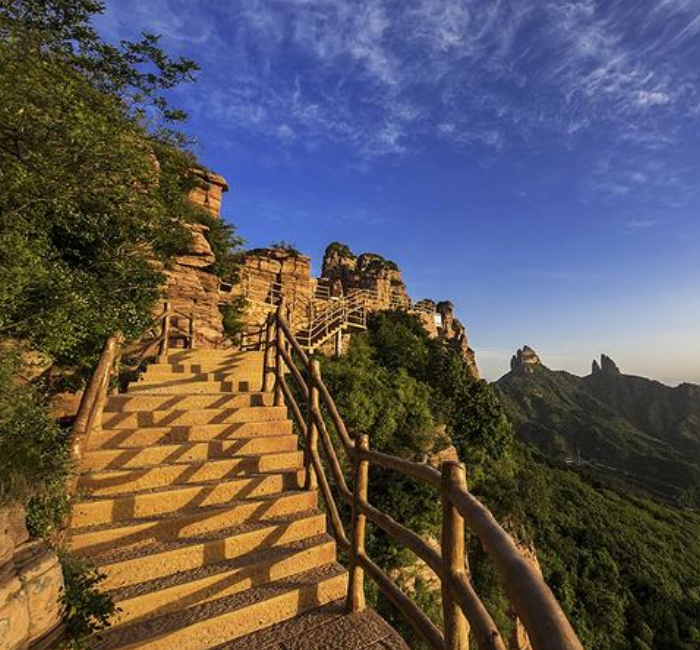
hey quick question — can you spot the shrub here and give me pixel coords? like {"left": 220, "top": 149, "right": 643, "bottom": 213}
{"left": 59, "top": 552, "right": 118, "bottom": 649}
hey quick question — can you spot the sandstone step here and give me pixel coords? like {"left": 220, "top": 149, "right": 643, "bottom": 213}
{"left": 95, "top": 564, "right": 348, "bottom": 650}
{"left": 156, "top": 351, "right": 264, "bottom": 364}
{"left": 81, "top": 436, "right": 299, "bottom": 471}
{"left": 138, "top": 370, "right": 266, "bottom": 384}
{"left": 104, "top": 393, "right": 274, "bottom": 412}
{"left": 79, "top": 451, "right": 304, "bottom": 495}
{"left": 128, "top": 380, "right": 261, "bottom": 394}
{"left": 212, "top": 601, "right": 410, "bottom": 650}
{"left": 152, "top": 361, "right": 267, "bottom": 374}
{"left": 90, "top": 511, "right": 328, "bottom": 590}
{"left": 102, "top": 405, "right": 288, "bottom": 429}
{"left": 70, "top": 490, "right": 318, "bottom": 554}
{"left": 110, "top": 535, "right": 337, "bottom": 626}
{"left": 72, "top": 471, "right": 305, "bottom": 527}
{"left": 87, "top": 420, "right": 294, "bottom": 450}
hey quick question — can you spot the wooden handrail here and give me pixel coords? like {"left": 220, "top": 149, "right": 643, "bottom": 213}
{"left": 265, "top": 307, "right": 584, "bottom": 650}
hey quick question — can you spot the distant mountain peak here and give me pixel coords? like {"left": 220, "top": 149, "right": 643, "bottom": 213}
{"left": 592, "top": 354, "right": 621, "bottom": 375}
{"left": 510, "top": 345, "right": 542, "bottom": 374}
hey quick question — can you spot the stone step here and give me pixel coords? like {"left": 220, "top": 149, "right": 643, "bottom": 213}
{"left": 156, "top": 351, "right": 264, "bottom": 364}
{"left": 104, "top": 393, "right": 274, "bottom": 412}
{"left": 79, "top": 451, "right": 304, "bottom": 495}
{"left": 128, "top": 380, "right": 261, "bottom": 394}
{"left": 102, "top": 405, "right": 288, "bottom": 429}
{"left": 138, "top": 370, "right": 265, "bottom": 384}
{"left": 72, "top": 471, "right": 305, "bottom": 527}
{"left": 110, "top": 535, "right": 337, "bottom": 626}
{"left": 151, "top": 362, "right": 266, "bottom": 374}
{"left": 95, "top": 564, "right": 348, "bottom": 650}
{"left": 87, "top": 421, "right": 294, "bottom": 450}
{"left": 70, "top": 490, "right": 318, "bottom": 555}
{"left": 81, "top": 436, "right": 299, "bottom": 471}
{"left": 90, "top": 511, "right": 328, "bottom": 590}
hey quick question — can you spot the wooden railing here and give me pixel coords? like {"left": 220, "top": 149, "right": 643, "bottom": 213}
{"left": 263, "top": 300, "right": 584, "bottom": 650}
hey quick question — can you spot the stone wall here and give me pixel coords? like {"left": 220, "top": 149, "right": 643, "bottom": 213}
{"left": 0, "top": 507, "right": 64, "bottom": 650}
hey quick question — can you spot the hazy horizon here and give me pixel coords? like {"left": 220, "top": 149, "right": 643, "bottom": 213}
{"left": 97, "top": 0, "right": 700, "bottom": 387}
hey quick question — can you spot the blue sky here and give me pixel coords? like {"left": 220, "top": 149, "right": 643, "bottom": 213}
{"left": 97, "top": 0, "right": 700, "bottom": 384}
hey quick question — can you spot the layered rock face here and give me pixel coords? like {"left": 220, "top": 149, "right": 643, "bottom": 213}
{"left": 0, "top": 506, "right": 64, "bottom": 650}
{"left": 158, "top": 170, "right": 230, "bottom": 348}
{"left": 238, "top": 248, "right": 313, "bottom": 336}
{"left": 510, "top": 346, "right": 542, "bottom": 373}
{"left": 321, "top": 243, "right": 411, "bottom": 310}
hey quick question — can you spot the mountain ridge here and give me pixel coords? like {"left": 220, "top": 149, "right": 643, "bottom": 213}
{"left": 495, "top": 349, "right": 700, "bottom": 508}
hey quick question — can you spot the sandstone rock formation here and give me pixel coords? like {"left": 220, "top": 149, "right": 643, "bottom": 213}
{"left": 157, "top": 169, "right": 231, "bottom": 349}
{"left": 592, "top": 354, "right": 621, "bottom": 375}
{"left": 510, "top": 346, "right": 542, "bottom": 374}
{"left": 0, "top": 506, "right": 64, "bottom": 650}
{"left": 235, "top": 248, "right": 314, "bottom": 343}
{"left": 321, "top": 243, "right": 410, "bottom": 310}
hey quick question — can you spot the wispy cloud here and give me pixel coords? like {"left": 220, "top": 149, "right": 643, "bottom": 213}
{"left": 99, "top": 0, "right": 700, "bottom": 167}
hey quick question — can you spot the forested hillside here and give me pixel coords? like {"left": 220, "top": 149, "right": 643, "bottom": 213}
{"left": 323, "top": 322, "right": 700, "bottom": 649}
{"left": 496, "top": 353, "right": 700, "bottom": 507}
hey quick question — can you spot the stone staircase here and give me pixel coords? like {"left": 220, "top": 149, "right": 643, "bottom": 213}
{"left": 68, "top": 349, "right": 350, "bottom": 650}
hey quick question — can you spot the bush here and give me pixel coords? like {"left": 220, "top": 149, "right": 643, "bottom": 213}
{"left": 0, "top": 350, "right": 71, "bottom": 521}
{"left": 59, "top": 552, "right": 118, "bottom": 650}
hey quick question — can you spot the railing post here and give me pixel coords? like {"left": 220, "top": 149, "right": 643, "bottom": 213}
{"left": 274, "top": 298, "right": 286, "bottom": 406}
{"left": 161, "top": 301, "right": 170, "bottom": 356}
{"left": 262, "top": 313, "right": 274, "bottom": 392}
{"left": 189, "top": 312, "right": 196, "bottom": 349}
{"left": 347, "top": 433, "right": 369, "bottom": 613}
{"left": 305, "top": 359, "right": 320, "bottom": 491}
{"left": 441, "top": 461, "right": 470, "bottom": 650}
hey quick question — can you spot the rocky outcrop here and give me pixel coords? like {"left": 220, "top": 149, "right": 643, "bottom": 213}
{"left": 188, "top": 169, "right": 228, "bottom": 217}
{"left": 321, "top": 243, "right": 410, "bottom": 310}
{"left": 158, "top": 170, "right": 231, "bottom": 349}
{"left": 436, "top": 302, "right": 479, "bottom": 379}
{"left": 237, "top": 248, "right": 313, "bottom": 339}
{"left": 160, "top": 222, "right": 228, "bottom": 349}
{"left": 510, "top": 346, "right": 542, "bottom": 374}
{"left": 320, "top": 244, "right": 479, "bottom": 377}
{"left": 592, "top": 354, "right": 621, "bottom": 375}
{"left": 0, "top": 506, "right": 64, "bottom": 650}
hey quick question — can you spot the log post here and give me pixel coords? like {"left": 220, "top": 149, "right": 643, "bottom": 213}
{"left": 305, "top": 359, "right": 320, "bottom": 491}
{"left": 274, "top": 298, "right": 286, "bottom": 407}
{"left": 262, "top": 313, "right": 274, "bottom": 392}
{"left": 161, "top": 301, "right": 171, "bottom": 356}
{"left": 441, "top": 461, "right": 470, "bottom": 650}
{"left": 347, "top": 433, "right": 369, "bottom": 613}
{"left": 189, "top": 312, "right": 196, "bottom": 349}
